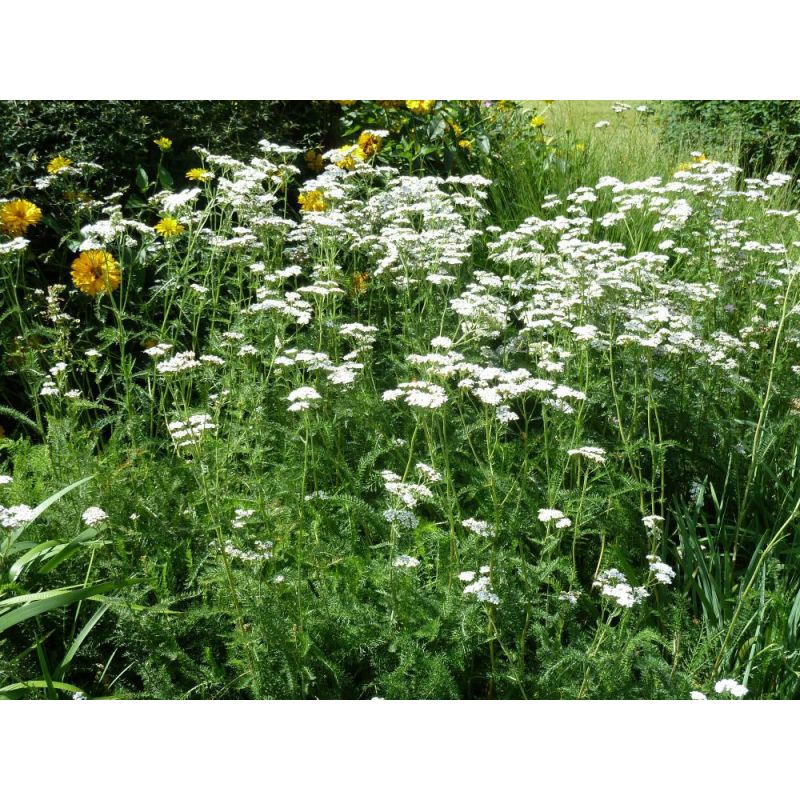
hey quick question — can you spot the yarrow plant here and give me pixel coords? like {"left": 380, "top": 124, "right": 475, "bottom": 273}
{"left": 2, "top": 101, "right": 799, "bottom": 700}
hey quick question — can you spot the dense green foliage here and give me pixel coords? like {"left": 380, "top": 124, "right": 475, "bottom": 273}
{"left": 662, "top": 100, "right": 800, "bottom": 175}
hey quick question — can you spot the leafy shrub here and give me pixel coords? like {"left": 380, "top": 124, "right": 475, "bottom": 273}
{"left": 661, "top": 100, "right": 800, "bottom": 174}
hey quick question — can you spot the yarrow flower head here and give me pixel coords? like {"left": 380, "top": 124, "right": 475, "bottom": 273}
{"left": 82, "top": 506, "right": 108, "bottom": 527}
{"left": 593, "top": 568, "right": 650, "bottom": 608}
{"left": 462, "top": 517, "right": 495, "bottom": 537}
{"left": 393, "top": 554, "right": 420, "bottom": 568}
{"left": 461, "top": 565, "right": 499, "bottom": 605}
{"left": 287, "top": 386, "right": 322, "bottom": 412}
{"left": 70, "top": 250, "right": 121, "bottom": 297}
{"left": 714, "top": 678, "right": 748, "bottom": 698}
{"left": 567, "top": 446, "right": 607, "bottom": 465}
{"left": 1, "top": 199, "right": 42, "bottom": 237}
{"left": 168, "top": 413, "right": 216, "bottom": 448}
{"left": 647, "top": 554, "right": 676, "bottom": 585}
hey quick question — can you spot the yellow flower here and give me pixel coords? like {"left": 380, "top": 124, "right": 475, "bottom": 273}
{"left": 543, "top": 100, "right": 556, "bottom": 106}
{"left": 154, "top": 217, "right": 185, "bottom": 238}
{"left": 458, "top": 139, "right": 473, "bottom": 151}
{"left": 305, "top": 149, "right": 324, "bottom": 172}
{"left": 336, "top": 100, "right": 357, "bottom": 106}
{"left": 298, "top": 189, "right": 326, "bottom": 213}
{"left": 70, "top": 250, "right": 121, "bottom": 297}
{"left": 497, "top": 100, "right": 515, "bottom": 111}
{"left": 351, "top": 271, "right": 369, "bottom": 296}
{"left": 530, "top": 115, "right": 546, "bottom": 129}
{"left": 186, "top": 168, "right": 213, "bottom": 182}
{"left": 406, "top": 100, "right": 435, "bottom": 115}
{"left": 575, "top": 142, "right": 586, "bottom": 152}
{"left": 336, "top": 145, "right": 366, "bottom": 170}
{"left": 0, "top": 199, "right": 42, "bottom": 237}
{"left": 692, "top": 152, "right": 708, "bottom": 163}
{"left": 677, "top": 162, "right": 693, "bottom": 172}
{"left": 154, "top": 137, "right": 173, "bottom": 152}
{"left": 357, "top": 131, "right": 384, "bottom": 157}
{"left": 47, "top": 156, "right": 73, "bottom": 174}
{"left": 449, "top": 120, "right": 463, "bottom": 138}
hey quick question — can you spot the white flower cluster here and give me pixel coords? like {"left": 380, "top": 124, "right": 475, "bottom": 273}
{"left": 168, "top": 413, "right": 216, "bottom": 448}
{"left": 642, "top": 514, "right": 665, "bottom": 531}
{"left": 221, "top": 539, "right": 273, "bottom": 563}
{"left": 0, "top": 504, "right": 35, "bottom": 529}
{"left": 393, "top": 554, "right": 420, "bottom": 568}
{"left": 156, "top": 350, "right": 202, "bottom": 375}
{"left": 593, "top": 568, "right": 650, "bottom": 608}
{"left": 714, "top": 678, "right": 748, "bottom": 698}
{"left": 232, "top": 508, "right": 255, "bottom": 529}
{"left": 647, "top": 555, "right": 676, "bottom": 585}
{"left": 382, "top": 381, "right": 448, "bottom": 410}
{"left": 81, "top": 506, "right": 108, "bottom": 527}
{"left": 462, "top": 517, "right": 495, "bottom": 537}
{"left": 287, "top": 386, "right": 321, "bottom": 412}
{"left": 381, "top": 470, "right": 434, "bottom": 509}
{"left": 567, "top": 446, "right": 607, "bottom": 465}
{"left": 537, "top": 508, "right": 572, "bottom": 528}
{"left": 460, "top": 566, "right": 499, "bottom": 605}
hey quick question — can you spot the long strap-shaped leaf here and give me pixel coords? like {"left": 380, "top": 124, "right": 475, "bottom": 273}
{"left": 0, "top": 579, "right": 134, "bottom": 635}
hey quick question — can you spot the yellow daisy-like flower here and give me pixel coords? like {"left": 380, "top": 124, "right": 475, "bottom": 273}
{"left": 458, "top": 139, "right": 473, "bottom": 151}
{"left": 298, "top": 189, "right": 327, "bottom": 213}
{"left": 70, "top": 250, "right": 121, "bottom": 297}
{"left": 154, "top": 217, "right": 185, "bottom": 238}
{"left": 186, "top": 168, "right": 213, "bottom": 182}
{"left": 575, "top": 142, "right": 586, "bottom": 152}
{"left": 154, "top": 137, "right": 173, "bottom": 152}
{"left": 406, "top": 100, "right": 435, "bottom": 115}
{"left": 305, "top": 149, "right": 324, "bottom": 172}
{"left": 530, "top": 115, "right": 546, "bottom": 129}
{"left": 692, "top": 152, "right": 708, "bottom": 163}
{"left": 357, "top": 131, "right": 383, "bottom": 157}
{"left": 336, "top": 145, "right": 366, "bottom": 170}
{"left": 351, "top": 271, "right": 369, "bottom": 296}
{"left": 47, "top": 156, "right": 73, "bottom": 175}
{"left": 0, "top": 199, "right": 43, "bottom": 237}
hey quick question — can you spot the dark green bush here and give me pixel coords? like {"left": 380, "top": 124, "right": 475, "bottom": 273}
{"left": 661, "top": 100, "right": 800, "bottom": 174}
{"left": 0, "top": 100, "right": 340, "bottom": 196}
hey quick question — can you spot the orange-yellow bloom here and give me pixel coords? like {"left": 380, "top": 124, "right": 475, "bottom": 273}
{"left": 186, "top": 168, "right": 213, "bottom": 182}
{"left": 298, "top": 190, "right": 326, "bottom": 213}
{"left": 0, "top": 199, "right": 42, "bottom": 237}
{"left": 47, "top": 156, "right": 74, "bottom": 174}
{"left": 70, "top": 250, "right": 121, "bottom": 297}
{"left": 154, "top": 217, "right": 185, "bottom": 237}
{"left": 357, "top": 131, "right": 384, "bottom": 157}
{"left": 406, "top": 100, "right": 435, "bottom": 115}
